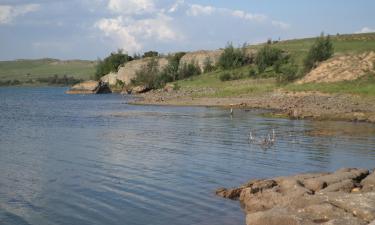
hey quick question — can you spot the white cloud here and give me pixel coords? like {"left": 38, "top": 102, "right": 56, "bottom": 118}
{"left": 186, "top": 4, "right": 215, "bottom": 16}
{"left": 231, "top": 10, "right": 267, "bottom": 22}
{"left": 95, "top": 14, "right": 180, "bottom": 53}
{"left": 271, "top": 20, "right": 291, "bottom": 30}
{"left": 356, "top": 27, "right": 375, "bottom": 34}
{"left": 168, "top": 0, "right": 184, "bottom": 13}
{"left": 107, "top": 0, "right": 155, "bottom": 15}
{"left": 0, "top": 4, "right": 39, "bottom": 24}
{"left": 96, "top": 17, "right": 142, "bottom": 53}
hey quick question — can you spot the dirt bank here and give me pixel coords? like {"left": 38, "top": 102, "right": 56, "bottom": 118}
{"left": 130, "top": 89, "right": 375, "bottom": 123}
{"left": 216, "top": 168, "right": 375, "bottom": 225}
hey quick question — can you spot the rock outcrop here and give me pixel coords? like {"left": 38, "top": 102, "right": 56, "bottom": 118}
{"left": 105, "top": 57, "right": 168, "bottom": 85}
{"left": 66, "top": 80, "right": 111, "bottom": 94}
{"left": 179, "top": 50, "right": 223, "bottom": 72}
{"left": 297, "top": 52, "right": 375, "bottom": 84}
{"left": 216, "top": 168, "right": 375, "bottom": 225}
{"left": 179, "top": 48, "right": 257, "bottom": 72}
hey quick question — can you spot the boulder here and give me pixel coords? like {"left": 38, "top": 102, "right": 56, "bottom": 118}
{"left": 361, "top": 170, "right": 375, "bottom": 191}
{"left": 216, "top": 168, "right": 375, "bottom": 225}
{"left": 66, "top": 80, "right": 111, "bottom": 94}
{"left": 116, "top": 57, "right": 168, "bottom": 85}
{"left": 131, "top": 85, "right": 150, "bottom": 94}
{"left": 100, "top": 72, "right": 118, "bottom": 86}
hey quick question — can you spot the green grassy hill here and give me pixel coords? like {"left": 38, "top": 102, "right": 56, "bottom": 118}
{"left": 175, "top": 32, "right": 375, "bottom": 97}
{"left": 0, "top": 58, "right": 96, "bottom": 86}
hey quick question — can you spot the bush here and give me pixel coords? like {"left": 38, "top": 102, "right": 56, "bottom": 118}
{"left": 219, "top": 72, "right": 232, "bottom": 81}
{"left": 131, "top": 58, "right": 161, "bottom": 89}
{"left": 219, "top": 71, "right": 246, "bottom": 81}
{"left": 142, "top": 51, "right": 159, "bottom": 58}
{"left": 95, "top": 49, "right": 133, "bottom": 80}
{"left": 255, "top": 45, "right": 284, "bottom": 73}
{"left": 303, "top": 33, "right": 334, "bottom": 72}
{"left": 276, "top": 63, "right": 300, "bottom": 84}
{"left": 248, "top": 67, "right": 257, "bottom": 77}
{"left": 159, "top": 52, "right": 186, "bottom": 82}
{"left": 203, "top": 57, "right": 215, "bottom": 73}
{"left": 178, "top": 62, "right": 201, "bottom": 79}
{"left": 217, "top": 43, "right": 247, "bottom": 70}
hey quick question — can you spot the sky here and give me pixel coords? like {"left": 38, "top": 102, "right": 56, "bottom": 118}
{"left": 0, "top": 0, "right": 374, "bottom": 60}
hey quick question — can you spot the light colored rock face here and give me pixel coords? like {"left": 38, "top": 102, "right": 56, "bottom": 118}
{"left": 116, "top": 57, "right": 168, "bottom": 85}
{"left": 179, "top": 50, "right": 223, "bottom": 72}
{"left": 100, "top": 72, "right": 118, "bottom": 86}
{"left": 66, "top": 80, "right": 111, "bottom": 94}
{"left": 297, "top": 51, "right": 375, "bottom": 84}
{"left": 216, "top": 168, "right": 375, "bottom": 225}
{"left": 68, "top": 80, "right": 99, "bottom": 94}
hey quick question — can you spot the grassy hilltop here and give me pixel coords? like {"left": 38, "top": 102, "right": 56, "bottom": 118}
{"left": 0, "top": 58, "right": 96, "bottom": 86}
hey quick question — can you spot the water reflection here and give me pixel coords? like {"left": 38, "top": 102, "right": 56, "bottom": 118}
{"left": 0, "top": 87, "right": 375, "bottom": 225}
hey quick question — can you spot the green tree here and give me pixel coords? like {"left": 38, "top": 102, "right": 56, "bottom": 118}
{"left": 303, "top": 33, "right": 334, "bottom": 72}
{"left": 255, "top": 45, "right": 284, "bottom": 73}
{"left": 95, "top": 49, "right": 133, "bottom": 80}
{"left": 217, "top": 43, "right": 247, "bottom": 70}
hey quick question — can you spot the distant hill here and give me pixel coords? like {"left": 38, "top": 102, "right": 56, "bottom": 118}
{"left": 0, "top": 58, "right": 96, "bottom": 86}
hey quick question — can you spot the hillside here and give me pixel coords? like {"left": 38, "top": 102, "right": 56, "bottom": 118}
{"left": 0, "top": 58, "right": 96, "bottom": 86}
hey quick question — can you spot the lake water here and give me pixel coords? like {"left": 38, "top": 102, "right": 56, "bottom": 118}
{"left": 1, "top": 87, "right": 375, "bottom": 225}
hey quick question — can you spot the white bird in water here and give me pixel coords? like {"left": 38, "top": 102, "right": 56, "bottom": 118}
{"left": 249, "top": 129, "right": 276, "bottom": 148}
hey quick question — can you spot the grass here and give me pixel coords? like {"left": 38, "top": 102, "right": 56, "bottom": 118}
{"left": 172, "top": 33, "right": 375, "bottom": 98}
{"left": 248, "top": 33, "right": 375, "bottom": 66}
{"left": 175, "top": 65, "right": 277, "bottom": 97}
{"left": 284, "top": 74, "right": 375, "bottom": 96}
{"left": 0, "top": 58, "right": 96, "bottom": 84}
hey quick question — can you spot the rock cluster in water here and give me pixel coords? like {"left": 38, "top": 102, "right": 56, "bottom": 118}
{"left": 216, "top": 168, "right": 375, "bottom": 225}
{"left": 66, "top": 80, "right": 111, "bottom": 94}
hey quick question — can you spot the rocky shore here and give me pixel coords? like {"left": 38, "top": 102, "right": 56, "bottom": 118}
{"left": 131, "top": 90, "right": 375, "bottom": 123}
{"left": 216, "top": 168, "right": 375, "bottom": 225}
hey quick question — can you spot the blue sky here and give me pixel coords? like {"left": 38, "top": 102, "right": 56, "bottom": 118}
{"left": 0, "top": 0, "right": 374, "bottom": 60}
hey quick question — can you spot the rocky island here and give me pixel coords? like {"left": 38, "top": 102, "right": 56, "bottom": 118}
{"left": 216, "top": 168, "right": 375, "bottom": 225}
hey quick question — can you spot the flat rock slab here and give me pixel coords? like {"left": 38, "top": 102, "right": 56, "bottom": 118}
{"left": 216, "top": 168, "right": 375, "bottom": 225}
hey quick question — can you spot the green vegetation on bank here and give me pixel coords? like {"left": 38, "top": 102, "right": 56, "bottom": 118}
{"left": 95, "top": 49, "right": 133, "bottom": 80}
{"left": 171, "top": 32, "right": 375, "bottom": 97}
{"left": 0, "top": 58, "right": 95, "bottom": 86}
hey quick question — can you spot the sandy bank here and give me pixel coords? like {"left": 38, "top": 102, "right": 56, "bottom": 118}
{"left": 130, "top": 90, "right": 375, "bottom": 123}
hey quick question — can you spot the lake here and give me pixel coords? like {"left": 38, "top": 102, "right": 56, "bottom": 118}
{"left": 1, "top": 87, "right": 375, "bottom": 225}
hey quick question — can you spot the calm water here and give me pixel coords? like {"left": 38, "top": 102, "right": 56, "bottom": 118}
{"left": 1, "top": 87, "right": 375, "bottom": 225}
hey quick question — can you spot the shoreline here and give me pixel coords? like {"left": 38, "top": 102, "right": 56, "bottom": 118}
{"left": 129, "top": 90, "right": 375, "bottom": 123}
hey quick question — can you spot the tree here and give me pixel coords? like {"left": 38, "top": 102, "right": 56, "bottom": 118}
{"left": 217, "top": 43, "right": 247, "bottom": 70}
{"left": 303, "top": 33, "right": 334, "bottom": 72}
{"left": 95, "top": 49, "right": 133, "bottom": 80}
{"left": 255, "top": 45, "right": 284, "bottom": 73}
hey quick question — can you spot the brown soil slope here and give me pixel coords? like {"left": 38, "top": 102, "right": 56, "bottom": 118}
{"left": 297, "top": 51, "right": 375, "bottom": 84}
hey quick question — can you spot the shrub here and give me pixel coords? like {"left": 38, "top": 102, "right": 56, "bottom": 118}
{"left": 159, "top": 52, "right": 186, "bottom": 82}
{"left": 142, "top": 51, "right": 159, "bottom": 58}
{"left": 173, "top": 83, "right": 180, "bottom": 91}
{"left": 178, "top": 62, "right": 201, "bottom": 79}
{"left": 203, "top": 57, "right": 215, "bottom": 73}
{"left": 95, "top": 49, "right": 133, "bottom": 80}
{"left": 255, "top": 45, "right": 284, "bottom": 73}
{"left": 219, "top": 72, "right": 232, "bottom": 81}
{"left": 131, "top": 58, "right": 161, "bottom": 89}
{"left": 217, "top": 43, "right": 247, "bottom": 70}
{"left": 248, "top": 67, "right": 257, "bottom": 77}
{"left": 219, "top": 71, "right": 246, "bottom": 81}
{"left": 303, "top": 33, "right": 334, "bottom": 72}
{"left": 276, "top": 63, "right": 300, "bottom": 84}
